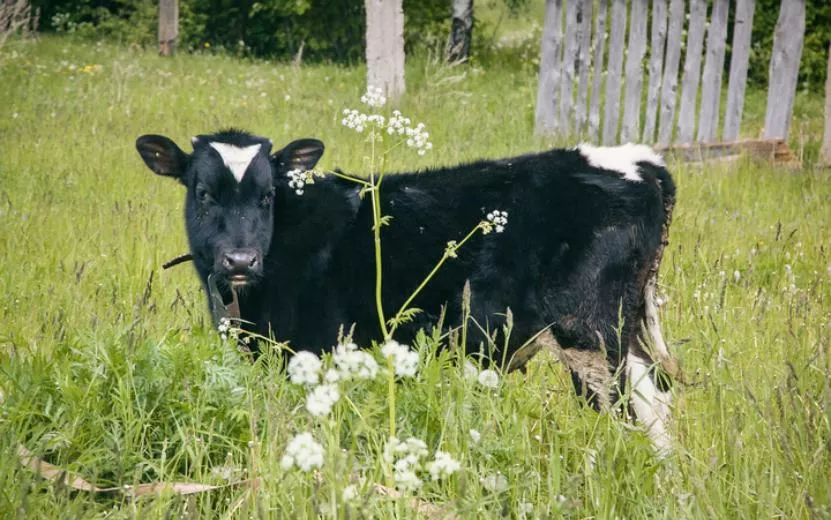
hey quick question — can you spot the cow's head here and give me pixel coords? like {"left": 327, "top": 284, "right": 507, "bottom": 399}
{"left": 136, "top": 130, "right": 324, "bottom": 288}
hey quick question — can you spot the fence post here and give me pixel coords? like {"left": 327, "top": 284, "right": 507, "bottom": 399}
{"left": 697, "top": 0, "right": 729, "bottom": 142}
{"left": 676, "top": 0, "right": 706, "bottom": 144}
{"left": 535, "top": 0, "right": 564, "bottom": 135}
{"left": 588, "top": 0, "right": 608, "bottom": 142}
{"left": 822, "top": 42, "right": 831, "bottom": 165}
{"left": 643, "top": 0, "right": 668, "bottom": 143}
{"left": 560, "top": 0, "right": 581, "bottom": 137}
{"left": 657, "top": 0, "right": 685, "bottom": 146}
{"left": 603, "top": 0, "right": 627, "bottom": 145}
{"left": 621, "top": 0, "right": 648, "bottom": 143}
{"left": 763, "top": 0, "right": 805, "bottom": 140}
{"left": 574, "top": 0, "right": 593, "bottom": 136}
{"left": 723, "top": 0, "right": 755, "bottom": 141}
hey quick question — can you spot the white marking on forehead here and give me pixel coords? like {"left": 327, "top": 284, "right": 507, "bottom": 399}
{"left": 576, "top": 143, "right": 665, "bottom": 182}
{"left": 208, "top": 142, "right": 262, "bottom": 182}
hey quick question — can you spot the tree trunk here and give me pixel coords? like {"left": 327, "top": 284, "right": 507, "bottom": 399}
{"left": 158, "top": 0, "right": 178, "bottom": 57}
{"left": 365, "top": 0, "right": 406, "bottom": 99}
{"left": 446, "top": 0, "right": 474, "bottom": 63}
{"left": 822, "top": 42, "right": 831, "bottom": 165}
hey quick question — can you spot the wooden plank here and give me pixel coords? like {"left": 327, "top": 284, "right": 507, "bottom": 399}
{"left": 656, "top": 138, "right": 798, "bottom": 166}
{"left": 823, "top": 42, "right": 831, "bottom": 165}
{"left": 559, "top": 0, "right": 581, "bottom": 136}
{"left": 696, "top": 0, "right": 729, "bottom": 142}
{"left": 763, "top": 0, "right": 805, "bottom": 139}
{"left": 588, "top": 0, "right": 608, "bottom": 142}
{"left": 675, "top": 0, "right": 706, "bottom": 144}
{"left": 535, "top": 0, "right": 564, "bottom": 135}
{"left": 621, "top": 0, "right": 648, "bottom": 142}
{"left": 602, "top": 0, "right": 627, "bottom": 145}
{"left": 723, "top": 0, "right": 755, "bottom": 141}
{"left": 643, "top": 0, "right": 668, "bottom": 143}
{"left": 657, "top": 0, "right": 685, "bottom": 145}
{"left": 574, "top": 0, "right": 593, "bottom": 136}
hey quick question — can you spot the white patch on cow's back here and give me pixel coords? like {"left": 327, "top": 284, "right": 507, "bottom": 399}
{"left": 209, "top": 142, "right": 262, "bottom": 182}
{"left": 626, "top": 352, "right": 672, "bottom": 455}
{"left": 576, "top": 143, "right": 665, "bottom": 182}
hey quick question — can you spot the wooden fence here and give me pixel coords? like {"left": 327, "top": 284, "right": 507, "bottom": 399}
{"left": 535, "top": 0, "right": 806, "bottom": 152}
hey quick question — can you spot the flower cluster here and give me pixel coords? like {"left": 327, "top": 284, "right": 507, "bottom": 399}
{"left": 360, "top": 86, "right": 387, "bottom": 107}
{"left": 483, "top": 210, "right": 509, "bottom": 234}
{"left": 340, "top": 88, "right": 433, "bottom": 155}
{"left": 306, "top": 383, "right": 340, "bottom": 417}
{"left": 286, "top": 168, "right": 324, "bottom": 196}
{"left": 383, "top": 437, "right": 460, "bottom": 490}
{"left": 333, "top": 342, "right": 380, "bottom": 380}
{"left": 477, "top": 369, "right": 500, "bottom": 389}
{"left": 281, "top": 432, "right": 325, "bottom": 472}
{"left": 287, "top": 351, "right": 322, "bottom": 385}
{"left": 380, "top": 340, "right": 420, "bottom": 377}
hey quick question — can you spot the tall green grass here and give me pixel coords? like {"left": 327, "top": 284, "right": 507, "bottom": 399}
{"left": 0, "top": 37, "right": 829, "bottom": 518}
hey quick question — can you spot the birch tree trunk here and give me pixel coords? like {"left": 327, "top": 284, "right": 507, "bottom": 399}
{"left": 158, "top": 0, "right": 178, "bottom": 57}
{"left": 535, "top": 0, "right": 564, "bottom": 135}
{"left": 446, "top": 0, "right": 474, "bottom": 63}
{"left": 763, "top": 0, "right": 805, "bottom": 140}
{"left": 822, "top": 42, "right": 831, "bottom": 165}
{"left": 365, "top": 0, "right": 406, "bottom": 99}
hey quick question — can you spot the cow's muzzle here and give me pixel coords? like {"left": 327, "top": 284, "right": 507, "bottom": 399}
{"left": 217, "top": 248, "right": 262, "bottom": 285}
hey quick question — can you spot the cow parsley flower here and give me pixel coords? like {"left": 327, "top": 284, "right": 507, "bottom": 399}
{"left": 281, "top": 432, "right": 325, "bottom": 472}
{"left": 480, "top": 472, "right": 509, "bottom": 493}
{"left": 323, "top": 368, "right": 341, "bottom": 383}
{"left": 287, "top": 168, "right": 308, "bottom": 195}
{"left": 333, "top": 342, "right": 379, "bottom": 380}
{"left": 342, "top": 108, "right": 369, "bottom": 133}
{"left": 478, "top": 369, "right": 500, "bottom": 389}
{"left": 381, "top": 340, "right": 420, "bottom": 377}
{"left": 361, "top": 86, "right": 387, "bottom": 108}
{"left": 305, "top": 383, "right": 340, "bottom": 417}
{"left": 342, "top": 484, "right": 359, "bottom": 502}
{"left": 426, "top": 451, "right": 461, "bottom": 480}
{"left": 463, "top": 360, "right": 479, "bottom": 381}
{"left": 287, "top": 351, "right": 322, "bottom": 385}
{"left": 469, "top": 429, "right": 481, "bottom": 444}
{"left": 484, "top": 210, "right": 509, "bottom": 234}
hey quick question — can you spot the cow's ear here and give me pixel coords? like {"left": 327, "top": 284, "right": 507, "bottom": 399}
{"left": 136, "top": 135, "right": 189, "bottom": 182}
{"left": 272, "top": 139, "right": 325, "bottom": 173}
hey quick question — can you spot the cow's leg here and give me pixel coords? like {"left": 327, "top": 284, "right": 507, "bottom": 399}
{"left": 626, "top": 272, "right": 673, "bottom": 454}
{"left": 536, "top": 330, "right": 615, "bottom": 410}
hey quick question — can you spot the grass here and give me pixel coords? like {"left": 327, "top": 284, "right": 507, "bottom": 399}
{"left": 0, "top": 35, "right": 829, "bottom": 518}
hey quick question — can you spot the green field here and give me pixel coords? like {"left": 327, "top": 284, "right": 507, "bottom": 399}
{"left": 1, "top": 36, "right": 829, "bottom": 518}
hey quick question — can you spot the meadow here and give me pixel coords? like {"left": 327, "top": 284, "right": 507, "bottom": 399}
{"left": 0, "top": 34, "right": 829, "bottom": 518}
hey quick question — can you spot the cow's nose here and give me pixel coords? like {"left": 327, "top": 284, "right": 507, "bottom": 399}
{"left": 221, "top": 249, "right": 260, "bottom": 276}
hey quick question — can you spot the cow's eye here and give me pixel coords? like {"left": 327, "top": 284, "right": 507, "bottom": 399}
{"left": 259, "top": 188, "right": 275, "bottom": 208}
{"left": 196, "top": 185, "right": 214, "bottom": 205}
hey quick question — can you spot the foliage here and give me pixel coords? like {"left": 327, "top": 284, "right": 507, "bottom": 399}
{"left": 0, "top": 36, "right": 830, "bottom": 517}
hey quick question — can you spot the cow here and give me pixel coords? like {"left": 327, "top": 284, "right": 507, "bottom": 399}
{"left": 136, "top": 130, "right": 678, "bottom": 452}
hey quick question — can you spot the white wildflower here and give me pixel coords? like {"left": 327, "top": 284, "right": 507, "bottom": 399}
{"left": 287, "top": 351, "right": 322, "bottom": 385}
{"left": 360, "top": 86, "right": 386, "bottom": 107}
{"left": 477, "top": 369, "right": 500, "bottom": 389}
{"left": 518, "top": 502, "right": 535, "bottom": 517}
{"left": 480, "top": 472, "right": 508, "bottom": 493}
{"left": 287, "top": 168, "right": 308, "bottom": 196}
{"left": 342, "top": 484, "right": 359, "bottom": 502}
{"left": 469, "top": 429, "right": 481, "bottom": 444}
{"left": 323, "top": 368, "right": 341, "bottom": 383}
{"left": 333, "top": 342, "right": 379, "bottom": 380}
{"left": 305, "top": 384, "right": 340, "bottom": 417}
{"left": 427, "top": 451, "right": 461, "bottom": 480}
{"left": 281, "top": 432, "right": 325, "bottom": 472}
{"left": 484, "top": 210, "right": 509, "bottom": 234}
{"left": 381, "top": 340, "right": 420, "bottom": 377}
{"left": 733, "top": 270, "right": 741, "bottom": 282}
{"left": 463, "top": 360, "right": 479, "bottom": 381}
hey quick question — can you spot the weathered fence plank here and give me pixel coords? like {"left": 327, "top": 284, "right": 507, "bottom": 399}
{"left": 657, "top": 0, "right": 685, "bottom": 145}
{"left": 822, "top": 42, "right": 831, "bottom": 165}
{"left": 559, "top": 0, "right": 580, "bottom": 137}
{"left": 588, "top": 0, "right": 608, "bottom": 142}
{"left": 621, "top": 0, "right": 648, "bottom": 142}
{"left": 535, "top": 0, "right": 564, "bottom": 135}
{"left": 676, "top": 0, "right": 706, "bottom": 144}
{"left": 723, "top": 0, "right": 755, "bottom": 141}
{"left": 643, "top": 0, "right": 667, "bottom": 143}
{"left": 697, "top": 0, "right": 729, "bottom": 142}
{"left": 763, "top": 0, "right": 805, "bottom": 139}
{"left": 603, "top": 0, "right": 627, "bottom": 145}
{"left": 574, "top": 0, "right": 593, "bottom": 136}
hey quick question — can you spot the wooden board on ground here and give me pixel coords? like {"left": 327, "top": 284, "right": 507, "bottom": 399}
{"left": 656, "top": 139, "right": 799, "bottom": 167}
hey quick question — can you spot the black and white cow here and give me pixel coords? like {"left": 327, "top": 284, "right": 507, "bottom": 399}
{"left": 136, "top": 130, "right": 677, "bottom": 451}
